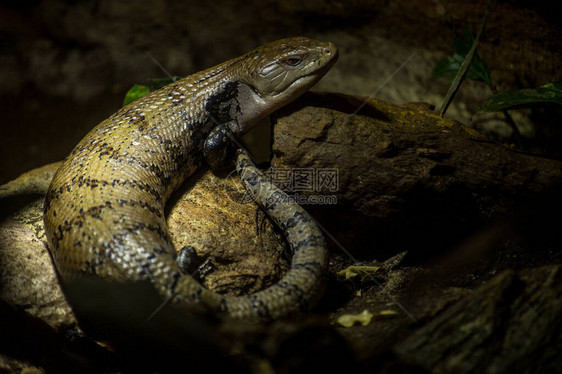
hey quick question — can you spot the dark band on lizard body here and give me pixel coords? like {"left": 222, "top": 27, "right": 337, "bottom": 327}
{"left": 43, "top": 37, "right": 337, "bottom": 320}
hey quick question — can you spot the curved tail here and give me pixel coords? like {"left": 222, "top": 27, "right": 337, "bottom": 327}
{"left": 173, "top": 150, "right": 328, "bottom": 320}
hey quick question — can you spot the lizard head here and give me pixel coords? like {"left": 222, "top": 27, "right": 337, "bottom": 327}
{"left": 236, "top": 37, "right": 338, "bottom": 128}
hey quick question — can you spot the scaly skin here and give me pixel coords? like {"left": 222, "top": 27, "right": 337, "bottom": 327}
{"left": 43, "top": 37, "right": 337, "bottom": 320}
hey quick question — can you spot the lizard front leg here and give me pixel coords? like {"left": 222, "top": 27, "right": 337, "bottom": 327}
{"left": 203, "top": 122, "right": 239, "bottom": 171}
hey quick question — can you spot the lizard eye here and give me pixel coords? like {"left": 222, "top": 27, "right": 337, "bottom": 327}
{"left": 283, "top": 56, "right": 303, "bottom": 66}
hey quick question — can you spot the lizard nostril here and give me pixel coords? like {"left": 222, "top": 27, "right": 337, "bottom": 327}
{"left": 324, "top": 47, "right": 332, "bottom": 55}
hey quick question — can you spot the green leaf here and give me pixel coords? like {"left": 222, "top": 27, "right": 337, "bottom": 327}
{"left": 338, "top": 265, "right": 380, "bottom": 281}
{"left": 148, "top": 76, "right": 182, "bottom": 90}
{"left": 123, "top": 84, "right": 150, "bottom": 106}
{"left": 478, "top": 81, "right": 562, "bottom": 112}
{"left": 334, "top": 309, "right": 397, "bottom": 328}
{"left": 433, "top": 28, "right": 492, "bottom": 87}
{"left": 335, "top": 309, "right": 374, "bottom": 327}
{"left": 122, "top": 76, "right": 182, "bottom": 106}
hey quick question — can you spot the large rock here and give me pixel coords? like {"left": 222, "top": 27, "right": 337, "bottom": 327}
{"left": 1, "top": 93, "right": 561, "bottom": 372}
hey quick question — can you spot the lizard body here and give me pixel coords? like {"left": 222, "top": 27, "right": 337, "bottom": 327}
{"left": 43, "top": 37, "right": 337, "bottom": 320}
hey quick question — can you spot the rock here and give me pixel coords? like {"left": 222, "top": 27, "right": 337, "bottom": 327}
{"left": 1, "top": 93, "right": 561, "bottom": 372}
{"left": 394, "top": 266, "right": 562, "bottom": 374}
{"left": 0, "top": 197, "right": 74, "bottom": 330}
{"left": 271, "top": 92, "right": 562, "bottom": 259}
{"left": 167, "top": 168, "right": 288, "bottom": 296}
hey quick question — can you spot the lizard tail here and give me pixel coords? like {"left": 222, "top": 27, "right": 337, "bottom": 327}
{"left": 173, "top": 150, "right": 328, "bottom": 320}
{"left": 226, "top": 150, "right": 328, "bottom": 319}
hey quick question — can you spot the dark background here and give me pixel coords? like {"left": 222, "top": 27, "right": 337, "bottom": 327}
{"left": 1, "top": 0, "right": 560, "bottom": 184}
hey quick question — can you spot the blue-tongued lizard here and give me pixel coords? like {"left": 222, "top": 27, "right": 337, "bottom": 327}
{"left": 43, "top": 37, "right": 337, "bottom": 320}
